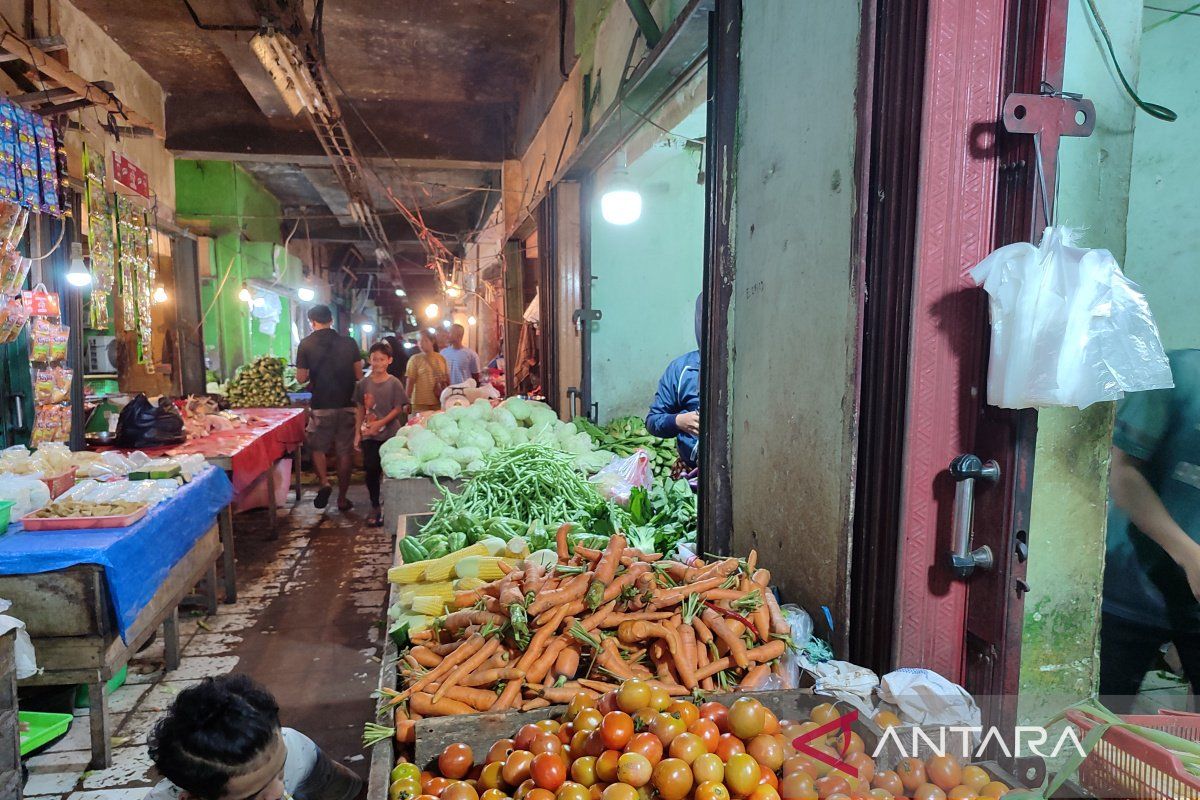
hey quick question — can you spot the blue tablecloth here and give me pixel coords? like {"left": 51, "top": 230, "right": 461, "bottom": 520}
{"left": 0, "top": 466, "right": 233, "bottom": 640}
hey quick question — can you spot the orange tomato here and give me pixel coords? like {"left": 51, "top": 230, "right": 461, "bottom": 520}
{"left": 725, "top": 753, "right": 762, "bottom": 798}
{"left": 531, "top": 754, "right": 567, "bottom": 792}
{"left": 871, "top": 771, "right": 903, "bottom": 796}
{"left": 531, "top": 733, "right": 564, "bottom": 757}
{"left": 759, "top": 769, "right": 779, "bottom": 790}
{"left": 947, "top": 787, "right": 978, "bottom": 800}
{"left": 601, "top": 784, "right": 638, "bottom": 800}
{"left": 570, "top": 757, "right": 598, "bottom": 787}
{"left": 779, "top": 772, "right": 815, "bottom": 800}
{"left": 762, "top": 708, "right": 781, "bottom": 736}
{"left": 926, "top": 756, "right": 962, "bottom": 792}
{"left": 516, "top": 725, "right": 543, "bottom": 751}
{"left": 896, "top": 759, "right": 926, "bottom": 793}
{"left": 502, "top": 752, "right": 535, "bottom": 787}
{"left": 647, "top": 686, "right": 672, "bottom": 712}
{"left": 812, "top": 775, "right": 849, "bottom": 799}
{"left": 575, "top": 710, "right": 603, "bottom": 733}
{"left": 842, "top": 753, "right": 874, "bottom": 786}
{"left": 440, "top": 744, "right": 475, "bottom": 781}
{"left": 595, "top": 750, "right": 620, "bottom": 784}
{"left": 600, "top": 712, "right": 635, "bottom": 750}
{"left": 872, "top": 711, "right": 901, "bottom": 729}
{"left": 616, "top": 752, "right": 653, "bottom": 787}
{"left": 598, "top": 691, "right": 619, "bottom": 716}
{"left": 649, "top": 713, "right": 687, "bottom": 746}
{"left": 426, "top": 778, "right": 452, "bottom": 797}
{"left": 978, "top": 782, "right": 1009, "bottom": 798}
{"left": 716, "top": 733, "right": 747, "bottom": 761}
{"left": 616, "top": 679, "right": 652, "bottom": 714}
{"left": 913, "top": 784, "right": 947, "bottom": 800}
{"left": 692, "top": 752, "right": 725, "bottom": 785}
{"left": 568, "top": 694, "right": 597, "bottom": 720}
{"left": 480, "top": 790, "right": 508, "bottom": 800}
{"left": 626, "top": 732, "right": 664, "bottom": 766}
{"left": 487, "top": 740, "right": 516, "bottom": 765}
{"left": 558, "top": 723, "right": 575, "bottom": 745}
{"left": 652, "top": 757, "right": 694, "bottom": 800}
{"left": 689, "top": 719, "right": 721, "bottom": 753}
{"left": 442, "top": 782, "right": 480, "bottom": 800}
{"left": 478, "top": 762, "right": 506, "bottom": 791}
{"left": 668, "top": 732, "right": 707, "bottom": 764}
{"left": 729, "top": 698, "right": 768, "bottom": 740}
{"left": 557, "top": 783, "right": 591, "bottom": 800}
{"left": 667, "top": 700, "right": 700, "bottom": 727}
{"left": 748, "top": 786, "right": 781, "bottom": 800}
{"left": 696, "top": 781, "right": 733, "bottom": 800}
{"left": 747, "top": 735, "right": 785, "bottom": 772}
{"left": 960, "top": 768, "right": 989, "bottom": 792}
{"left": 526, "top": 790, "right": 557, "bottom": 800}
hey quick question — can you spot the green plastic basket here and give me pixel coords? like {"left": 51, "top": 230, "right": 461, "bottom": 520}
{"left": 73, "top": 665, "right": 128, "bottom": 708}
{"left": 0, "top": 500, "right": 12, "bottom": 530}
{"left": 18, "top": 710, "right": 72, "bottom": 755}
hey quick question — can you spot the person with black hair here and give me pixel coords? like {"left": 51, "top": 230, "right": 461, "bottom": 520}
{"left": 147, "top": 675, "right": 361, "bottom": 800}
{"left": 354, "top": 341, "right": 409, "bottom": 527}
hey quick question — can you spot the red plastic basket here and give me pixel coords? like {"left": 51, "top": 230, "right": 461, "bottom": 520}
{"left": 1067, "top": 709, "right": 1200, "bottom": 799}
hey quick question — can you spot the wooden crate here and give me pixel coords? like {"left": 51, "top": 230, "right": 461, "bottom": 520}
{"left": 381, "top": 478, "right": 461, "bottom": 537}
{"left": 0, "top": 631, "right": 16, "bottom": 777}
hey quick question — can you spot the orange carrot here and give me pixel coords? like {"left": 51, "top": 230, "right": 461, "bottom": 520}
{"left": 696, "top": 640, "right": 787, "bottom": 680}
{"left": 491, "top": 676, "right": 525, "bottom": 711}
{"left": 677, "top": 622, "right": 699, "bottom": 689}
{"left": 695, "top": 633, "right": 715, "bottom": 691}
{"left": 410, "top": 692, "right": 476, "bottom": 717}
{"left": 554, "top": 642, "right": 582, "bottom": 680}
{"left": 649, "top": 575, "right": 731, "bottom": 609}
{"left": 603, "top": 611, "right": 674, "bottom": 627}
{"left": 581, "top": 600, "right": 617, "bottom": 632}
{"left": 617, "top": 620, "right": 682, "bottom": 653}
{"left": 425, "top": 682, "right": 498, "bottom": 711}
{"left": 751, "top": 570, "right": 773, "bottom": 643}
{"left": 537, "top": 685, "right": 594, "bottom": 703}
{"left": 527, "top": 573, "right": 590, "bottom": 617}
{"left": 578, "top": 678, "right": 620, "bottom": 693}
{"left": 522, "top": 697, "right": 551, "bottom": 711}
{"left": 461, "top": 667, "right": 525, "bottom": 688}
{"left": 526, "top": 637, "right": 571, "bottom": 684}
{"left": 392, "top": 633, "right": 485, "bottom": 703}
{"left": 516, "top": 604, "right": 570, "bottom": 671}
{"left": 537, "top": 600, "right": 585, "bottom": 626}
{"left": 394, "top": 706, "right": 416, "bottom": 743}
{"left": 453, "top": 590, "right": 482, "bottom": 608}
{"left": 739, "top": 664, "right": 772, "bottom": 689}
{"left": 597, "top": 637, "right": 636, "bottom": 680}
{"left": 702, "top": 608, "right": 749, "bottom": 669}
{"left": 433, "top": 636, "right": 501, "bottom": 701}
{"left": 585, "top": 534, "right": 627, "bottom": 609}
{"left": 442, "top": 609, "right": 506, "bottom": 635}
{"left": 556, "top": 523, "right": 573, "bottom": 561}
{"left": 409, "top": 646, "right": 442, "bottom": 668}
{"left": 601, "top": 563, "right": 650, "bottom": 604}
{"left": 761, "top": 580, "right": 790, "bottom": 635}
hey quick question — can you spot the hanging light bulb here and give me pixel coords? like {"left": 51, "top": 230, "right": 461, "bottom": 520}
{"left": 467, "top": 315, "right": 477, "bottom": 326}
{"left": 65, "top": 242, "right": 92, "bottom": 288}
{"left": 238, "top": 284, "right": 253, "bottom": 303}
{"left": 152, "top": 285, "right": 168, "bottom": 304}
{"left": 442, "top": 319, "right": 452, "bottom": 329}
{"left": 445, "top": 284, "right": 462, "bottom": 299}
{"left": 361, "top": 322, "right": 375, "bottom": 334}
{"left": 424, "top": 303, "right": 440, "bottom": 319}
{"left": 394, "top": 288, "right": 407, "bottom": 298}
{"left": 297, "top": 285, "right": 316, "bottom": 302}
{"left": 601, "top": 153, "right": 642, "bottom": 225}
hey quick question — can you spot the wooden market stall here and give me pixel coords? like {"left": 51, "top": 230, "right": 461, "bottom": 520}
{"left": 0, "top": 466, "right": 232, "bottom": 768}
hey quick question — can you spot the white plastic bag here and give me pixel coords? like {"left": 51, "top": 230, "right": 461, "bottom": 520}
{"left": 588, "top": 450, "right": 652, "bottom": 505}
{"left": 0, "top": 474, "right": 50, "bottom": 519}
{"left": 877, "top": 668, "right": 981, "bottom": 730}
{"left": 971, "top": 226, "right": 1173, "bottom": 409}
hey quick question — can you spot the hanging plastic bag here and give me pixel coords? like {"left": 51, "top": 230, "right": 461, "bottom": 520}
{"left": 971, "top": 226, "right": 1172, "bottom": 409}
{"left": 588, "top": 449, "right": 652, "bottom": 505}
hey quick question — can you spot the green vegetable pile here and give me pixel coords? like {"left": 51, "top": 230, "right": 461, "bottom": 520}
{"left": 406, "top": 442, "right": 697, "bottom": 558}
{"left": 576, "top": 415, "right": 678, "bottom": 475}
{"left": 225, "top": 356, "right": 289, "bottom": 408}
{"left": 380, "top": 397, "right": 616, "bottom": 480}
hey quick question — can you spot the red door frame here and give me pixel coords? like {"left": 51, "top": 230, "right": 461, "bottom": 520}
{"left": 894, "top": 0, "right": 1067, "bottom": 701}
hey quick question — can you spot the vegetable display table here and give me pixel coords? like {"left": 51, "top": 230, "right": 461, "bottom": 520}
{"left": 0, "top": 467, "right": 233, "bottom": 768}
{"left": 380, "top": 477, "right": 461, "bottom": 536}
{"left": 106, "top": 407, "right": 307, "bottom": 602}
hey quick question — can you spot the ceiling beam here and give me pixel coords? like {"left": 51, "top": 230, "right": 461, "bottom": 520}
{"left": 169, "top": 149, "right": 501, "bottom": 172}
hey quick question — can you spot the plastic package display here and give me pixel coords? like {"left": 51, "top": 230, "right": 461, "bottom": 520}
{"left": 0, "top": 474, "right": 51, "bottom": 519}
{"left": 971, "top": 226, "right": 1173, "bottom": 409}
{"left": 588, "top": 449, "right": 652, "bottom": 504}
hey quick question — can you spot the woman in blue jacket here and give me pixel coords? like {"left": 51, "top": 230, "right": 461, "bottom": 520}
{"left": 646, "top": 295, "right": 702, "bottom": 468}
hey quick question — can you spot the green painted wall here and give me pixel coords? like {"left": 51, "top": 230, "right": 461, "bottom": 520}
{"left": 1016, "top": 0, "right": 1142, "bottom": 725}
{"left": 176, "top": 160, "right": 290, "bottom": 379}
{"left": 589, "top": 138, "right": 705, "bottom": 423}
{"left": 1123, "top": 9, "right": 1200, "bottom": 350}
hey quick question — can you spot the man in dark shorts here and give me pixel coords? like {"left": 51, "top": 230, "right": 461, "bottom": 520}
{"left": 295, "top": 305, "right": 362, "bottom": 511}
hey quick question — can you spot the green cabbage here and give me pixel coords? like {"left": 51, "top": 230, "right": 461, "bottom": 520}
{"left": 458, "top": 428, "right": 495, "bottom": 453}
{"left": 452, "top": 446, "right": 483, "bottom": 466}
{"left": 502, "top": 397, "right": 532, "bottom": 421}
{"left": 491, "top": 407, "right": 518, "bottom": 429}
{"left": 382, "top": 454, "right": 421, "bottom": 478}
{"left": 423, "top": 458, "right": 462, "bottom": 479}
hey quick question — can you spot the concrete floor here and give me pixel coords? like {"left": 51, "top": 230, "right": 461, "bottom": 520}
{"left": 20, "top": 483, "right": 388, "bottom": 800}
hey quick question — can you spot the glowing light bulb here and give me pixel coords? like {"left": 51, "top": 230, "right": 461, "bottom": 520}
{"left": 467, "top": 315, "right": 477, "bottom": 326}
{"left": 601, "top": 169, "right": 642, "bottom": 225}
{"left": 297, "top": 286, "right": 315, "bottom": 302}
{"left": 361, "top": 322, "right": 374, "bottom": 334}
{"left": 66, "top": 242, "right": 92, "bottom": 287}
{"left": 424, "top": 303, "right": 440, "bottom": 319}
{"left": 238, "top": 285, "right": 252, "bottom": 303}
{"left": 442, "top": 319, "right": 452, "bottom": 329}
{"left": 152, "top": 285, "right": 168, "bottom": 304}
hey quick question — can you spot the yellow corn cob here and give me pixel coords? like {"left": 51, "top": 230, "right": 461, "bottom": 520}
{"left": 411, "top": 596, "right": 448, "bottom": 616}
{"left": 412, "top": 581, "right": 456, "bottom": 600}
{"left": 388, "top": 561, "right": 426, "bottom": 585}
{"left": 455, "top": 577, "right": 487, "bottom": 591}
{"left": 455, "top": 556, "right": 517, "bottom": 581}
{"left": 423, "top": 543, "right": 491, "bottom": 581}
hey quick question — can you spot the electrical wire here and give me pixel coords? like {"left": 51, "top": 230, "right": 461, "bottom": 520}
{"left": 1084, "top": 0, "right": 1177, "bottom": 121}
{"left": 1145, "top": 3, "right": 1200, "bottom": 30}
{"left": 27, "top": 218, "right": 66, "bottom": 261}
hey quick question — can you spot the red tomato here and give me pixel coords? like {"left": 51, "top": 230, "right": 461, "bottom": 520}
{"left": 812, "top": 776, "right": 849, "bottom": 799}
{"left": 595, "top": 750, "right": 621, "bottom": 784}
{"left": 486, "top": 740, "right": 516, "bottom": 764}
{"left": 527, "top": 790, "right": 557, "bottom": 800}
{"left": 696, "top": 781, "right": 733, "bottom": 800}
{"left": 426, "top": 778, "right": 452, "bottom": 797}
{"left": 597, "top": 691, "right": 619, "bottom": 716}
{"left": 616, "top": 752, "right": 653, "bottom": 788}
{"left": 441, "top": 782, "right": 480, "bottom": 800}
{"left": 667, "top": 700, "right": 700, "bottom": 727}
{"left": 439, "top": 744, "right": 474, "bottom": 780}
{"left": 531, "top": 733, "right": 563, "bottom": 757}
{"left": 502, "top": 751, "right": 535, "bottom": 787}
{"left": 516, "top": 724, "right": 543, "bottom": 751}
{"left": 558, "top": 783, "right": 591, "bottom": 800}
{"left": 748, "top": 786, "right": 781, "bottom": 800}
{"left": 531, "top": 754, "right": 567, "bottom": 792}
{"left": 698, "top": 702, "right": 731, "bottom": 733}
{"left": 600, "top": 712, "right": 635, "bottom": 750}
{"left": 724, "top": 753, "right": 762, "bottom": 798}
{"left": 652, "top": 757, "right": 694, "bottom": 800}
{"left": 668, "top": 732, "right": 707, "bottom": 764}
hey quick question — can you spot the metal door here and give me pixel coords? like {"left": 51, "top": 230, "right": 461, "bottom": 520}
{"left": 893, "top": 0, "right": 1072, "bottom": 732}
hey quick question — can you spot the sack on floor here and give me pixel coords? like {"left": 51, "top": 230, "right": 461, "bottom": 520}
{"left": 235, "top": 458, "right": 293, "bottom": 513}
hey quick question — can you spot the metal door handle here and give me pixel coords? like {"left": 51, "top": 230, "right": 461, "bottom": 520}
{"left": 10, "top": 392, "right": 24, "bottom": 432}
{"left": 948, "top": 454, "right": 999, "bottom": 578}
{"left": 566, "top": 387, "right": 582, "bottom": 419}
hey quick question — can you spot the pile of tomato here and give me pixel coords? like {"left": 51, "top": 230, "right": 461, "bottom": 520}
{"left": 389, "top": 679, "right": 1013, "bottom": 800}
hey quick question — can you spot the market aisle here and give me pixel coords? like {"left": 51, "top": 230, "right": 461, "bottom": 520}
{"left": 21, "top": 483, "right": 388, "bottom": 800}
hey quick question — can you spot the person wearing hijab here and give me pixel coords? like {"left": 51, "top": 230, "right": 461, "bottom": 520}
{"left": 645, "top": 295, "right": 702, "bottom": 469}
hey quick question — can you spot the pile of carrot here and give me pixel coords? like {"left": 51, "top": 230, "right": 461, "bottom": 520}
{"left": 383, "top": 528, "right": 794, "bottom": 739}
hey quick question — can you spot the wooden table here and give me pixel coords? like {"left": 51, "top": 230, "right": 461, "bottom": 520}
{"left": 0, "top": 527, "right": 220, "bottom": 769}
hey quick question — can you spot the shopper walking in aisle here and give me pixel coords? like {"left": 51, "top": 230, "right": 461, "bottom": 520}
{"left": 646, "top": 294, "right": 702, "bottom": 469}
{"left": 295, "top": 304, "right": 363, "bottom": 512}
{"left": 406, "top": 329, "right": 450, "bottom": 413}
{"left": 441, "top": 322, "right": 482, "bottom": 386}
{"left": 355, "top": 341, "right": 409, "bottom": 527}
{"left": 1102, "top": 349, "right": 1200, "bottom": 712}
{"left": 384, "top": 332, "right": 410, "bottom": 381}
{"left": 147, "top": 674, "right": 361, "bottom": 800}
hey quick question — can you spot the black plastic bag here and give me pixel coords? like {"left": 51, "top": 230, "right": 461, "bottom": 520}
{"left": 114, "top": 394, "right": 185, "bottom": 449}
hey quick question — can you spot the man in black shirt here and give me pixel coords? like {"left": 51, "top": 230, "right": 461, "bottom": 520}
{"left": 295, "top": 305, "right": 363, "bottom": 511}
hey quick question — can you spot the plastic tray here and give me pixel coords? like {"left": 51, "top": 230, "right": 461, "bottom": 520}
{"left": 18, "top": 710, "right": 72, "bottom": 755}
{"left": 19, "top": 503, "right": 148, "bottom": 530}
{"left": 0, "top": 500, "right": 11, "bottom": 530}
{"left": 1068, "top": 709, "right": 1200, "bottom": 799}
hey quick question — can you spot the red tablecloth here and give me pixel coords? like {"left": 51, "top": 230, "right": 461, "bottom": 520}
{"left": 151, "top": 408, "right": 306, "bottom": 495}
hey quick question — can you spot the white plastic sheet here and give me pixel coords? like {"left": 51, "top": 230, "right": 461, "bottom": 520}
{"left": 971, "top": 226, "right": 1173, "bottom": 409}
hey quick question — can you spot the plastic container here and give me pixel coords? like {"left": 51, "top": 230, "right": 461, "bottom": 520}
{"left": 73, "top": 665, "right": 128, "bottom": 708}
{"left": 20, "top": 503, "right": 148, "bottom": 531}
{"left": 18, "top": 710, "right": 72, "bottom": 755}
{"left": 1067, "top": 709, "right": 1200, "bottom": 799}
{"left": 0, "top": 500, "right": 11, "bottom": 530}
{"left": 39, "top": 467, "right": 77, "bottom": 499}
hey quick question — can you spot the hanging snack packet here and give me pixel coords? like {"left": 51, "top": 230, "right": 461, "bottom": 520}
{"left": 33, "top": 368, "right": 54, "bottom": 403}
{"left": 29, "top": 317, "right": 53, "bottom": 362}
{"left": 51, "top": 324, "right": 69, "bottom": 362}
{"left": 0, "top": 246, "right": 29, "bottom": 296}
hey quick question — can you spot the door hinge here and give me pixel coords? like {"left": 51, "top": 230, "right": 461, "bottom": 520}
{"left": 1002, "top": 89, "right": 1095, "bottom": 139}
